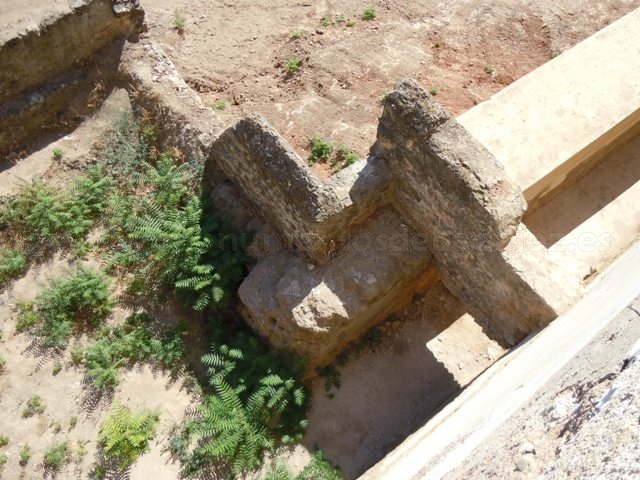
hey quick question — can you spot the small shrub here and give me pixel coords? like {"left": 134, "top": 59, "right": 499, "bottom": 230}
{"left": 291, "top": 30, "right": 302, "bottom": 40}
{"left": 43, "top": 441, "right": 69, "bottom": 470}
{"left": 309, "top": 137, "right": 333, "bottom": 164}
{"left": 320, "top": 15, "right": 331, "bottom": 27}
{"left": 212, "top": 100, "right": 226, "bottom": 111}
{"left": 73, "top": 240, "right": 92, "bottom": 258}
{"left": 98, "top": 403, "right": 160, "bottom": 470}
{"left": 0, "top": 355, "right": 5, "bottom": 373}
{"left": 15, "top": 301, "right": 38, "bottom": 332}
{"left": 52, "top": 147, "right": 64, "bottom": 159}
{"left": 434, "top": 40, "right": 443, "bottom": 48}
{"left": 285, "top": 57, "right": 302, "bottom": 75}
{"left": 429, "top": 87, "right": 439, "bottom": 96}
{"left": 0, "top": 453, "right": 6, "bottom": 467}
{"left": 173, "top": 10, "right": 187, "bottom": 32}
{"left": 50, "top": 421, "right": 62, "bottom": 433}
{"left": 74, "top": 440, "right": 89, "bottom": 462}
{"left": 0, "top": 247, "right": 27, "bottom": 287}
{"left": 297, "top": 450, "right": 342, "bottom": 479}
{"left": 20, "top": 444, "right": 30, "bottom": 466}
{"left": 0, "top": 434, "right": 8, "bottom": 447}
{"left": 0, "top": 168, "right": 111, "bottom": 245}
{"left": 32, "top": 266, "right": 113, "bottom": 349}
{"left": 22, "top": 395, "right": 45, "bottom": 418}
{"left": 333, "top": 145, "right": 359, "bottom": 171}
{"left": 69, "top": 416, "right": 78, "bottom": 430}
{"left": 173, "top": 331, "right": 306, "bottom": 478}
{"left": 484, "top": 64, "right": 495, "bottom": 75}
{"left": 52, "top": 360, "right": 63, "bottom": 376}
{"left": 379, "top": 91, "right": 389, "bottom": 104}
{"left": 83, "top": 313, "right": 185, "bottom": 390}
{"left": 346, "top": 19, "right": 356, "bottom": 27}
{"left": 362, "top": 6, "right": 376, "bottom": 20}
{"left": 70, "top": 344, "right": 85, "bottom": 365}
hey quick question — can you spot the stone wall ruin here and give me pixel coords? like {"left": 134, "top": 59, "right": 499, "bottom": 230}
{"left": 1, "top": 0, "right": 580, "bottom": 369}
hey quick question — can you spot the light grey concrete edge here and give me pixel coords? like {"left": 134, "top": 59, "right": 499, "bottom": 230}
{"left": 359, "top": 239, "right": 640, "bottom": 480}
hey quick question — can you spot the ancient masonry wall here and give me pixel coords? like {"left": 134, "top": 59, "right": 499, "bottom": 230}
{"left": 119, "top": 37, "right": 572, "bottom": 366}
{"left": 0, "top": 1, "right": 574, "bottom": 367}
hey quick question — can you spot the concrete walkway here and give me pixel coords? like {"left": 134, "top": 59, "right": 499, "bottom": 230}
{"left": 360, "top": 239, "right": 640, "bottom": 480}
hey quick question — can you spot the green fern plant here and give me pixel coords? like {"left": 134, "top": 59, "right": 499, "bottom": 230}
{"left": 0, "top": 247, "right": 26, "bottom": 287}
{"left": 0, "top": 168, "right": 111, "bottom": 247}
{"left": 27, "top": 266, "right": 113, "bottom": 349}
{"left": 83, "top": 313, "right": 185, "bottom": 390}
{"left": 173, "top": 331, "right": 306, "bottom": 477}
{"left": 104, "top": 152, "right": 247, "bottom": 311}
{"left": 98, "top": 403, "right": 160, "bottom": 471}
{"left": 261, "top": 450, "right": 342, "bottom": 480}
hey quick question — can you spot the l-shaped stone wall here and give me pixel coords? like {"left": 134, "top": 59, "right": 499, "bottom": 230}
{"left": 1, "top": 0, "right": 578, "bottom": 368}
{"left": 118, "top": 39, "right": 577, "bottom": 367}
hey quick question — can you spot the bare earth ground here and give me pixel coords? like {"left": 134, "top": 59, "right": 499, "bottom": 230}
{"left": 2, "top": 1, "right": 640, "bottom": 479}
{"left": 140, "top": 0, "right": 639, "bottom": 177}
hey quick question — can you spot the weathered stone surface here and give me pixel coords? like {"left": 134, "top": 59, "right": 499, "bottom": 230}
{"left": 209, "top": 114, "right": 392, "bottom": 262}
{"left": 118, "top": 41, "right": 576, "bottom": 363}
{"left": 375, "top": 79, "right": 560, "bottom": 344}
{"left": 239, "top": 208, "right": 437, "bottom": 366}
{"left": 118, "top": 41, "right": 224, "bottom": 164}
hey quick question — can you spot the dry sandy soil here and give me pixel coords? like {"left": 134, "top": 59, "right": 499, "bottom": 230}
{"left": 1, "top": 1, "right": 640, "bottom": 479}
{"left": 139, "top": 0, "right": 639, "bottom": 177}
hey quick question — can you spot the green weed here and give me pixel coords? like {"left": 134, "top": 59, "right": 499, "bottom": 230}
{"left": 98, "top": 403, "right": 159, "bottom": 471}
{"left": 309, "top": 137, "right": 333, "bottom": 164}
{"left": 28, "top": 266, "right": 113, "bottom": 349}
{"left": 362, "top": 6, "right": 376, "bottom": 20}
{"left": 19, "top": 445, "right": 30, "bottom": 466}
{"left": 171, "top": 330, "right": 306, "bottom": 478}
{"left": 43, "top": 441, "right": 69, "bottom": 470}
{"left": 173, "top": 10, "right": 187, "bottom": 32}
{"left": 83, "top": 313, "right": 185, "bottom": 390}
{"left": 52, "top": 147, "right": 64, "bottom": 159}
{"left": 22, "top": 395, "right": 45, "bottom": 418}
{"left": 285, "top": 57, "right": 302, "bottom": 75}
{"left": 0, "top": 247, "right": 26, "bottom": 287}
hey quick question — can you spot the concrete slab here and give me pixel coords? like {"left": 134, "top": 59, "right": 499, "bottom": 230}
{"left": 526, "top": 132, "right": 640, "bottom": 273}
{"left": 360, "top": 238, "right": 640, "bottom": 480}
{"left": 457, "top": 7, "right": 640, "bottom": 210}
